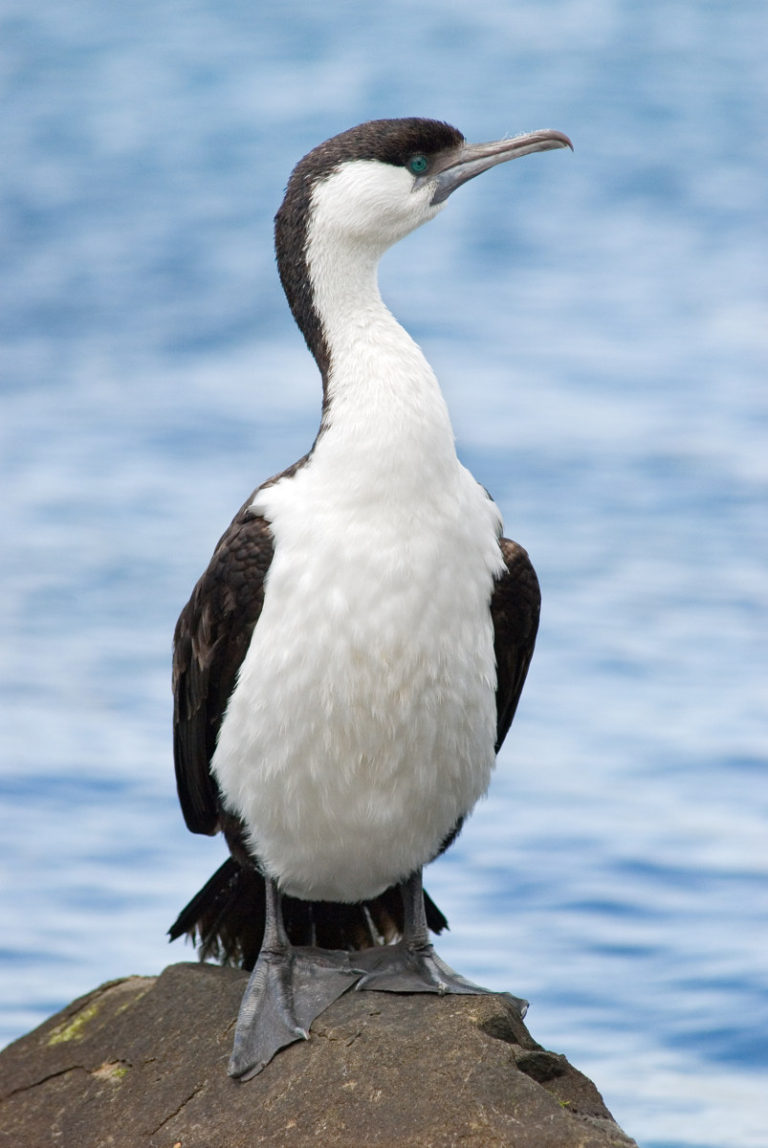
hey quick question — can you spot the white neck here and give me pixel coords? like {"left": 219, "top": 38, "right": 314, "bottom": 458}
{"left": 304, "top": 166, "right": 457, "bottom": 498}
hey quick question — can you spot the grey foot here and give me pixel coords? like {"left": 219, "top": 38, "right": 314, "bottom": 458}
{"left": 352, "top": 939, "right": 509, "bottom": 999}
{"left": 355, "top": 941, "right": 530, "bottom": 1016}
{"left": 229, "top": 945, "right": 363, "bottom": 1080}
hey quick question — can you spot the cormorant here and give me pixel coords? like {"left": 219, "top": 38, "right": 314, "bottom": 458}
{"left": 170, "top": 117, "right": 570, "bottom": 1079}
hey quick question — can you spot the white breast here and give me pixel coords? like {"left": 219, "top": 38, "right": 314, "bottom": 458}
{"left": 212, "top": 446, "right": 503, "bottom": 902}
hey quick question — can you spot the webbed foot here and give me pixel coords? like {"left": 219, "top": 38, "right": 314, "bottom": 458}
{"left": 353, "top": 938, "right": 488, "bottom": 994}
{"left": 351, "top": 868, "right": 529, "bottom": 1016}
{"left": 229, "top": 944, "right": 363, "bottom": 1080}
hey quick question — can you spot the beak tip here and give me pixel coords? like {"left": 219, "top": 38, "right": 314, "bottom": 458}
{"left": 546, "top": 131, "right": 574, "bottom": 153}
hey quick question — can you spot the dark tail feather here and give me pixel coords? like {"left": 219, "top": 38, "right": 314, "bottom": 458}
{"left": 168, "top": 858, "right": 266, "bottom": 969}
{"left": 169, "top": 858, "right": 448, "bottom": 971}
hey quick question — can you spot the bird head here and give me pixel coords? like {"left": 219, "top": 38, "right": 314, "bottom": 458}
{"left": 274, "top": 117, "right": 571, "bottom": 373}
{"left": 279, "top": 117, "right": 572, "bottom": 255}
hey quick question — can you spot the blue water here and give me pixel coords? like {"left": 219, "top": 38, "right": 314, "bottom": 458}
{"left": 2, "top": 1, "right": 767, "bottom": 1143}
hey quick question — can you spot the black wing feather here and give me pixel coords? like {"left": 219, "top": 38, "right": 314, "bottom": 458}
{"left": 492, "top": 537, "right": 541, "bottom": 752}
{"left": 172, "top": 498, "right": 274, "bottom": 835}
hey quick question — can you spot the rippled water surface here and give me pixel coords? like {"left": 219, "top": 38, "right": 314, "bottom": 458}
{"left": 2, "top": 3, "right": 767, "bottom": 1144}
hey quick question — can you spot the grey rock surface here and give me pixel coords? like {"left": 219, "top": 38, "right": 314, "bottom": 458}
{"left": 0, "top": 962, "right": 638, "bottom": 1147}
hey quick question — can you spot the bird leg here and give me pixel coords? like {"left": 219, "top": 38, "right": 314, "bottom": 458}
{"left": 354, "top": 868, "right": 527, "bottom": 1013}
{"left": 228, "top": 876, "right": 363, "bottom": 1080}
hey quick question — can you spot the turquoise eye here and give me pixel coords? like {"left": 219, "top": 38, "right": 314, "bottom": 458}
{"left": 408, "top": 154, "right": 429, "bottom": 175}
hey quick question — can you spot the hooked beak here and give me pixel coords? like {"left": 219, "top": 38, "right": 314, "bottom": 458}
{"left": 424, "top": 129, "right": 573, "bottom": 205}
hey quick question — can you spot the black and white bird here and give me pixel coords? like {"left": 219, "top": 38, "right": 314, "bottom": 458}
{"left": 170, "top": 117, "right": 570, "bottom": 1079}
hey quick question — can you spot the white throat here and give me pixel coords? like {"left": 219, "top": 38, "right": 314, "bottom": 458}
{"left": 304, "top": 162, "right": 456, "bottom": 498}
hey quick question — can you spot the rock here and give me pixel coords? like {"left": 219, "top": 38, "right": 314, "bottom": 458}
{"left": 0, "top": 962, "right": 637, "bottom": 1147}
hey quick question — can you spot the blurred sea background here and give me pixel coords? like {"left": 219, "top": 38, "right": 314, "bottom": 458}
{"left": 1, "top": 1, "right": 766, "bottom": 1143}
